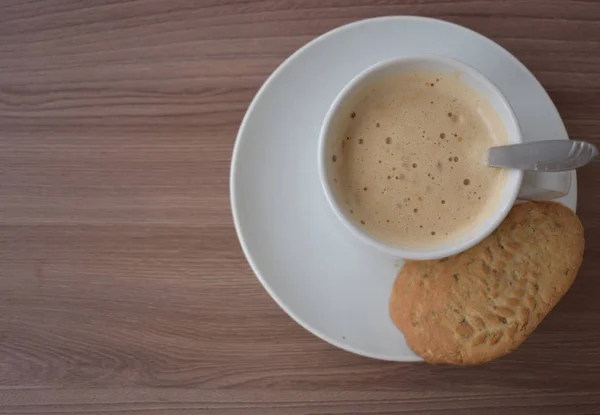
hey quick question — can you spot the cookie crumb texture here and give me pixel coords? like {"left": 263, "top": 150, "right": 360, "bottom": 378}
{"left": 389, "top": 202, "right": 584, "bottom": 364}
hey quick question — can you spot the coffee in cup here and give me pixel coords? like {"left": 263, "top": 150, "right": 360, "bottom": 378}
{"left": 327, "top": 70, "right": 508, "bottom": 247}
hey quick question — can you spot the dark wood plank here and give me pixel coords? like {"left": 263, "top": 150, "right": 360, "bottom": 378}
{"left": 0, "top": 0, "right": 599, "bottom": 413}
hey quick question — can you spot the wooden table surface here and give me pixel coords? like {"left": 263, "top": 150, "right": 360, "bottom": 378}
{"left": 1, "top": 1, "right": 599, "bottom": 413}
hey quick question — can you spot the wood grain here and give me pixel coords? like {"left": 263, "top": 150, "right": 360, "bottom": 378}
{"left": 0, "top": 0, "right": 599, "bottom": 413}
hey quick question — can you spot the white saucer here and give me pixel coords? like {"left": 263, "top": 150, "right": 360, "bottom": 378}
{"left": 230, "top": 16, "right": 577, "bottom": 361}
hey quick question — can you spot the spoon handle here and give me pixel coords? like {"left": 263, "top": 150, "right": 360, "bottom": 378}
{"left": 487, "top": 140, "right": 598, "bottom": 172}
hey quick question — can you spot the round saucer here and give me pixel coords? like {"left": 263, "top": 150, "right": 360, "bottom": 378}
{"left": 230, "top": 16, "right": 577, "bottom": 361}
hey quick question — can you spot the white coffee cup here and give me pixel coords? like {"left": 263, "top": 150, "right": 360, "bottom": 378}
{"left": 318, "top": 55, "right": 570, "bottom": 260}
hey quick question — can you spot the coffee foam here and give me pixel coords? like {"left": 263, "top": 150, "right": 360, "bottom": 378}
{"left": 329, "top": 71, "right": 507, "bottom": 247}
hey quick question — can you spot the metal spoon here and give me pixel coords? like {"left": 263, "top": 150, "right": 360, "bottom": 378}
{"left": 487, "top": 140, "right": 598, "bottom": 172}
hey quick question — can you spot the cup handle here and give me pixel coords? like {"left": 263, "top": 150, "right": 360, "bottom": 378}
{"left": 517, "top": 171, "right": 572, "bottom": 200}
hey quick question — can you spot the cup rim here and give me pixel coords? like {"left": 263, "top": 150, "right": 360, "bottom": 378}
{"left": 317, "top": 54, "right": 523, "bottom": 260}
